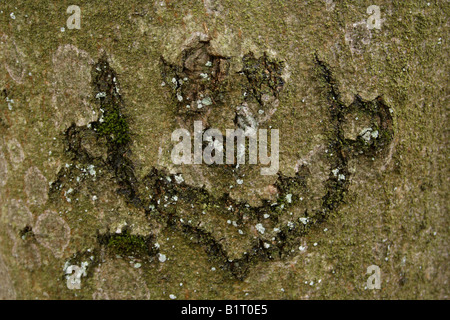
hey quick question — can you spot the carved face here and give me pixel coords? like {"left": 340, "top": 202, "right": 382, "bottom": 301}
{"left": 46, "top": 34, "right": 393, "bottom": 279}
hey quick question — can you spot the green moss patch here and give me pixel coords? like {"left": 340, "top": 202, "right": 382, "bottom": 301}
{"left": 104, "top": 230, "right": 152, "bottom": 257}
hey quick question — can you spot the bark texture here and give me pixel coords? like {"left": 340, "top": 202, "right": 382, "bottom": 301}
{"left": 0, "top": 0, "right": 448, "bottom": 299}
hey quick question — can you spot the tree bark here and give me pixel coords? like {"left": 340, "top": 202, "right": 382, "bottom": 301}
{"left": 0, "top": 0, "right": 448, "bottom": 299}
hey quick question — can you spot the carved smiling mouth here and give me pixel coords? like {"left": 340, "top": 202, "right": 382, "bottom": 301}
{"left": 49, "top": 35, "right": 394, "bottom": 280}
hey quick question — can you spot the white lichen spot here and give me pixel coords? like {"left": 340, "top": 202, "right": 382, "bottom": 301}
{"left": 360, "top": 128, "right": 374, "bottom": 142}
{"left": 371, "top": 130, "right": 379, "bottom": 139}
{"left": 255, "top": 223, "right": 265, "bottom": 234}
{"left": 299, "top": 217, "right": 308, "bottom": 225}
{"left": 174, "top": 175, "right": 184, "bottom": 185}
{"left": 95, "top": 92, "right": 106, "bottom": 99}
{"left": 158, "top": 253, "right": 167, "bottom": 262}
{"left": 6, "top": 97, "right": 14, "bottom": 110}
{"left": 87, "top": 164, "right": 96, "bottom": 176}
{"left": 285, "top": 194, "right": 292, "bottom": 203}
{"left": 201, "top": 97, "right": 212, "bottom": 106}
